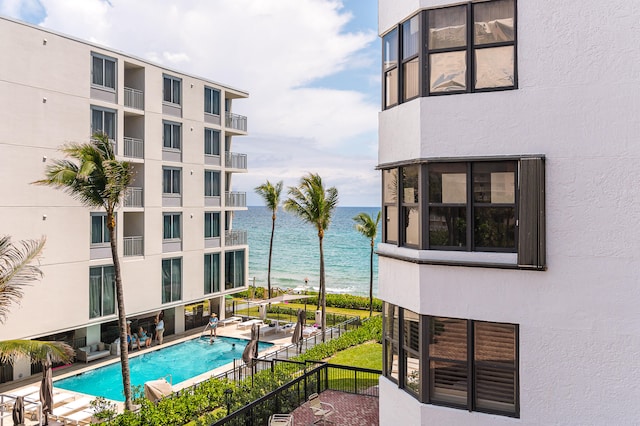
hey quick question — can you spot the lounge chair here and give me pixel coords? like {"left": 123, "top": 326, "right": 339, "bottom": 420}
{"left": 237, "top": 319, "right": 263, "bottom": 330}
{"left": 220, "top": 316, "right": 242, "bottom": 327}
{"left": 51, "top": 396, "right": 93, "bottom": 418}
{"left": 62, "top": 408, "right": 94, "bottom": 425}
{"left": 268, "top": 413, "right": 294, "bottom": 425}
{"left": 308, "top": 392, "right": 334, "bottom": 424}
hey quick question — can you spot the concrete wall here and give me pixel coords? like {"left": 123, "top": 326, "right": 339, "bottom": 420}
{"left": 378, "top": 0, "right": 640, "bottom": 424}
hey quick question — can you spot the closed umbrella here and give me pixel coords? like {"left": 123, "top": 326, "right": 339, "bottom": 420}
{"left": 241, "top": 323, "right": 260, "bottom": 367}
{"left": 40, "top": 353, "right": 53, "bottom": 426}
{"left": 291, "top": 309, "right": 306, "bottom": 354}
{"left": 12, "top": 396, "right": 24, "bottom": 426}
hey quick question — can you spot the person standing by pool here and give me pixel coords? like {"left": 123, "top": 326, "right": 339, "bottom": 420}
{"left": 204, "top": 313, "right": 218, "bottom": 343}
{"left": 155, "top": 314, "right": 165, "bottom": 345}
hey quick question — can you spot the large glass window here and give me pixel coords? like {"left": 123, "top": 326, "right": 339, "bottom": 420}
{"left": 163, "top": 213, "right": 181, "bottom": 240}
{"left": 402, "top": 15, "right": 420, "bottom": 100}
{"left": 163, "top": 75, "right": 181, "bottom": 105}
{"left": 204, "top": 87, "right": 221, "bottom": 115}
{"left": 91, "top": 214, "right": 110, "bottom": 245}
{"left": 91, "top": 107, "right": 116, "bottom": 140}
{"left": 402, "top": 166, "right": 420, "bottom": 247}
{"left": 474, "top": 0, "right": 516, "bottom": 89}
{"left": 205, "top": 170, "right": 221, "bottom": 197}
{"left": 163, "top": 168, "right": 181, "bottom": 194}
{"left": 383, "top": 168, "right": 398, "bottom": 244}
{"left": 383, "top": 302, "right": 400, "bottom": 383}
{"left": 225, "top": 250, "right": 245, "bottom": 290}
{"left": 204, "top": 128, "right": 221, "bottom": 156}
{"left": 204, "top": 253, "right": 220, "bottom": 294}
{"left": 92, "top": 53, "right": 116, "bottom": 90}
{"left": 205, "top": 212, "right": 221, "bottom": 238}
{"left": 162, "top": 258, "right": 182, "bottom": 303}
{"left": 402, "top": 309, "right": 421, "bottom": 396}
{"left": 89, "top": 266, "right": 115, "bottom": 318}
{"left": 163, "top": 122, "right": 181, "bottom": 150}
{"left": 383, "top": 28, "right": 398, "bottom": 108}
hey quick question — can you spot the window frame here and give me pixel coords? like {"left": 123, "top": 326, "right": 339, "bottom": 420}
{"left": 204, "top": 128, "right": 221, "bottom": 156}
{"left": 163, "top": 121, "right": 182, "bottom": 151}
{"left": 163, "top": 75, "right": 182, "bottom": 106}
{"left": 163, "top": 213, "right": 181, "bottom": 241}
{"left": 89, "top": 265, "right": 115, "bottom": 319}
{"left": 162, "top": 167, "right": 182, "bottom": 195}
{"left": 91, "top": 52, "right": 116, "bottom": 91}
{"left": 204, "top": 212, "right": 221, "bottom": 238}
{"left": 161, "top": 257, "right": 182, "bottom": 304}
{"left": 90, "top": 213, "right": 110, "bottom": 246}
{"left": 204, "top": 170, "right": 221, "bottom": 197}
{"left": 225, "top": 250, "right": 245, "bottom": 290}
{"left": 91, "top": 106, "right": 116, "bottom": 140}
{"left": 204, "top": 252, "right": 221, "bottom": 294}
{"left": 204, "top": 87, "right": 221, "bottom": 115}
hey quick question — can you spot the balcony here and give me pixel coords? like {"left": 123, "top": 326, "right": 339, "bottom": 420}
{"left": 225, "top": 191, "right": 246, "bottom": 208}
{"left": 124, "top": 87, "right": 144, "bottom": 110}
{"left": 225, "top": 152, "right": 247, "bottom": 171}
{"left": 225, "top": 112, "right": 247, "bottom": 132}
{"left": 123, "top": 187, "right": 143, "bottom": 207}
{"left": 123, "top": 236, "right": 143, "bottom": 257}
{"left": 225, "top": 229, "right": 247, "bottom": 246}
{"left": 123, "top": 137, "right": 144, "bottom": 159}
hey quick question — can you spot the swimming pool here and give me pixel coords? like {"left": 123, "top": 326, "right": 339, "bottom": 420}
{"left": 56, "top": 336, "right": 272, "bottom": 401}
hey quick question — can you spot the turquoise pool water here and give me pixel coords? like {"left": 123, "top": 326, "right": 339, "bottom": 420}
{"left": 56, "top": 336, "right": 272, "bottom": 401}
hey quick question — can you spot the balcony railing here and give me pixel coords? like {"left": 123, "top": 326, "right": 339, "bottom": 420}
{"left": 123, "top": 236, "right": 143, "bottom": 257}
{"left": 123, "top": 137, "right": 144, "bottom": 159}
{"left": 225, "top": 229, "right": 247, "bottom": 246}
{"left": 123, "top": 187, "right": 143, "bottom": 207}
{"left": 225, "top": 152, "right": 247, "bottom": 170}
{"left": 225, "top": 112, "right": 247, "bottom": 132}
{"left": 225, "top": 191, "right": 246, "bottom": 208}
{"left": 124, "top": 87, "right": 144, "bottom": 110}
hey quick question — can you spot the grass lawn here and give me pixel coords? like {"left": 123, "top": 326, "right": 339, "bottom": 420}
{"left": 326, "top": 341, "right": 382, "bottom": 370}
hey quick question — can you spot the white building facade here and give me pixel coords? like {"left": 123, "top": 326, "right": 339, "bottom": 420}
{"left": 0, "top": 17, "right": 249, "bottom": 383}
{"left": 377, "top": 0, "right": 640, "bottom": 424}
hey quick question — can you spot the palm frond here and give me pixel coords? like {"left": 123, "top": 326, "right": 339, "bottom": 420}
{"left": 353, "top": 211, "right": 381, "bottom": 240}
{"left": 284, "top": 173, "right": 339, "bottom": 233}
{"left": 254, "top": 180, "right": 283, "bottom": 212}
{"left": 0, "top": 340, "right": 75, "bottom": 365}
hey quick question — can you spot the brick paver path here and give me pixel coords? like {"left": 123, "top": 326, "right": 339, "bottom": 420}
{"left": 290, "top": 390, "right": 379, "bottom": 425}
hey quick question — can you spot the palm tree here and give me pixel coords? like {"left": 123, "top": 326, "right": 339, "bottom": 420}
{"left": 284, "top": 173, "right": 338, "bottom": 342}
{"left": 254, "top": 180, "right": 283, "bottom": 300}
{"left": 0, "top": 235, "right": 74, "bottom": 371}
{"left": 33, "top": 133, "right": 135, "bottom": 410}
{"left": 353, "top": 211, "right": 381, "bottom": 317}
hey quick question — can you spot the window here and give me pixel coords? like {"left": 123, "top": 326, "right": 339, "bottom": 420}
{"left": 382, "top": 304, "right": 519, "bottom": 418}
{"left": 163, "top": 168, "right": 181, "bottom": 195}
{"left": 163, "top": 75, "right": 181, "bottom": 105}
{"left": 204, "top": 128, "right": 221, "bottom": 156}
{"left": 382, "top": 0, "right": 516, "bottom": 109}
{"left": 89, "top": 266, "right": 115, "bottom": 318}
{"left": 204, "top": 170, "right": 221, "bottom": 197}
{"left": 225, "top": 250, "right": 245, "bottom": 290}
{"left": 204, "top": 87, "right": 221, "bottom": 115}
{"left": 161, "top": 258, "right": 182, "bottom": 303}
{"left": 163, "top": 213, "right": 181, "bottom": 240}
{"left": 91, "top": 107, "right": 116, "bottom": 140}
{"left": 205, "top": 212, "right": 220, "bottom": 238}
{"left": 163, "top": 122, "right": 181, "bottom": 150}
{"left": 91, "top": 214, "right": 110, "bottom": 245}
{"left": 92, "top": 53, "right": 116, "bottom": 90}
{"left": 204, "top": 253, "right": 220, "bottom": 294}
{"left": 381, "top": 157, "right": 545, "bottom": 269}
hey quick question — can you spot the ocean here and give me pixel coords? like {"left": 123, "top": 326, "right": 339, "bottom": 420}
{"left": 235, "top": 206, "right": 381, "bottom": 297}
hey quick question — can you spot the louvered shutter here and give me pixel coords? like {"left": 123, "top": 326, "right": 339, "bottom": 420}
{"left": 518, "top": 157, "right": 546, "bottom": 269}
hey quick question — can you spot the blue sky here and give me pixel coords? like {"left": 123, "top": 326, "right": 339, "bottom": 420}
{"left": 0, "top": 0, "right": 381, "bottom": 206}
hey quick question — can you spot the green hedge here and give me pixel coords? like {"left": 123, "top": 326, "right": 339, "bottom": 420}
{"left": 232, "top": 291, "right": 382, "bottom": 312}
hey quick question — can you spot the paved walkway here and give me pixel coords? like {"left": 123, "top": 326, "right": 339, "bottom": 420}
{"left": 290, "top": 390, "right": 379, "bottom": 426}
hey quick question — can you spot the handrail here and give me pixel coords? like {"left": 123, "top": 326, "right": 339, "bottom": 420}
{"left": 124, "top": 87, "right": 144, "bottom": 110}
{"left": 225, "top": 112, "right": 247, "bottom": 132}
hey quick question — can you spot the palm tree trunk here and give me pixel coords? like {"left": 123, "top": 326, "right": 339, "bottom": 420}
{"left": 319, "top": 235, "right": 326, "bottom": 343}
{"left": 107, "top": 211, "right": 132, "bottom": 411}
{"left": 369, "top": 239, "right": 374, "bottom": 318}
{"left": 267, "top": 214, "right": 275, "bottom": 299}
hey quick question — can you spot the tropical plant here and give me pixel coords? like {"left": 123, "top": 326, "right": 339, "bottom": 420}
{"left": 254, "top": 180, "right": 283, "bottom": 299}
{"left": 353, "top": 211, "right": 381, "bottom": 317}
{"left": 284, "top": 173, "right": 338, "bottom": 342}
{"left": 0, "top": 236, "right": 74, "bottom": 369}
{"left": 33, "top": 132, "right": 135, "bottom": 410}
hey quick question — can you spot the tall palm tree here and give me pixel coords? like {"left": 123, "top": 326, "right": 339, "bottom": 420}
{"left": 254, "top": 180, "right": 283, "bottom": 300}
{"left": 0, "top": 236, "right": 74, "bottom": 370}
{"left": 353, "top": 211, "right": 381, "bottom": 317}
{"left": 284, "top": 173, "right": 338, "bottom": 342}
{"left": 33, "top": 133, "right": 135, "bottom": 410}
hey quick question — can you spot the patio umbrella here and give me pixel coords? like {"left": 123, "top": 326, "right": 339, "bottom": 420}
{"left": 12, "top": 396, "right": 24, "bottom": 426}
{"left": 241, "top": 323, "right": 260, "bottom": 367}
{"left": 40, "top": 353, "right": 53, "bottom": 426}
{"left": 291, "top": 309, "right": 306, "bottom": 354}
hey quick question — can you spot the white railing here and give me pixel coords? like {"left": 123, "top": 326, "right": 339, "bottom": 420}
{"left": 225, "top": 191, "right": 246, "bottom": 208}
{"left": 225, "top": 152, "right": 247, "bottom": 170}
{"left": 123, "top": 187, "right": 143, "bottom": 207}
{"left": 225, "top": 112, "right": 247, "bottom": 132}
{"left": 123, "top": 137, "right": 144, "bottom": 159}
{"left": 225, "top": 229, "right": 247, "bottom": 246}
{"left": 123, "top": 236, "right": 143, "bottom": 256}
{"left": 124, "top": 87, "right": 144, "bottom": 110}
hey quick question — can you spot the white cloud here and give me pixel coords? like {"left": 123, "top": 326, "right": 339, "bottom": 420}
{"left": 32, "top": 0, "right": 381, "bottom": 205}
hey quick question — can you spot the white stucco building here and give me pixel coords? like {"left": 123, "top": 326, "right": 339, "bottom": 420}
{"left": 377, "top": 0, "right": 640, "bottom": 424}
{"left": 0, "top": 17, "right": 249, "bottom": 383}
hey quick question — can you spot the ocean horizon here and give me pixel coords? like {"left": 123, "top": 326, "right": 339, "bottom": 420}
{"left": 235, "top": 206, "right": 381, "bottom": 297}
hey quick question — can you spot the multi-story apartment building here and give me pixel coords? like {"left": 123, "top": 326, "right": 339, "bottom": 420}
{"left": 0, "top": 17, "right": 249, "bottom": 383}
{"left": 377, "top": 0, "right": 640, "bottom": 424}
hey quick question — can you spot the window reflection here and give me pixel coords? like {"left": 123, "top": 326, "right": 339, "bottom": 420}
{"left": 428, "top": 5, "right": 467, "bottom": 49}
{"left": 476, "top": 46, "right": 514, "bottom": 89}
{"left": 430, "top": 51, "right": 467, "bottom": 92}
